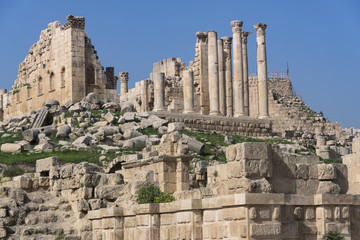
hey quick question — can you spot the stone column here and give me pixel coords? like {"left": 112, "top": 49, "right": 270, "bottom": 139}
{"left": 217, "top": 38, "right": 226, "bottom": 116}
{"left": 196, "top": 32, "right": 209, "bottom": 115}
{"left": 207, "top": 30, "right": 220, "bottom": 116}
{"left": 153, "top": 72, "right": 166, "bottom": 112}
{"left": 183, "top": 69, "right": 195, "bottom": 114}
{"left": 254, "top": 23, "right": 270, "bottom": 119}
{"left": 222, "top": 37, "right": 233, "bottom": 117}
{"left": 119, "top": 72, "right": 129, "bottom": 96}
{"left": 242, "top": 32, "right": 251, "bottom": 116}
{"left": 231, "top": 20, "right": 245, "bottom": 117}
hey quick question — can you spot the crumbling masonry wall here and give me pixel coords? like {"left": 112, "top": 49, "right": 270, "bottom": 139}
{"left": 0, "top": 16, "right": 118, "bottom": 120}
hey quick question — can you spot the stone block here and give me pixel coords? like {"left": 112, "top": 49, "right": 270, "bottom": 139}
{"left": 0, "top": 208, "right": 7, "bottom": 218}
{"left": 167, "top": 122, "right": 184, "bottom": 133}
{"left": 222, "top": 207, "right": 246, "bottom": 221}
{"left": 318, "top": 164, "right": 337, "bottom": 180}
{"left": 36, "top": 156, "right": 59, "bottom": 174}
{"left": 1, "top": 143, "right": 23, "bottom": 153}
{"left": 250, "top": 223, "right": 281, "bottom": 236}
{"left": 352, "top": 137, "right": 360, "bottom": 154}
{"left": 243, "top": 142, "right": 269, "bottom": 160}
{"left": 305, "top": 207, "right": 315, "bottom": 220}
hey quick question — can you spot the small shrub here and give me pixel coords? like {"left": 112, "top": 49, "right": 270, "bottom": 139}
{"left": 321, "top": 230, "right": 344, "bottom": 240}
{"left": 155, "top": 192, "right": 175, "bottom": 203}
{"left": 137, "top": 184, "right": 174, "bottom": 204}
{"left": 55, "top": 233, "right": 66, "bottom": 240}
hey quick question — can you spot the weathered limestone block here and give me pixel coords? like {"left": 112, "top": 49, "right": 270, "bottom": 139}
{"left": 250, "top": 223, "right": 281, "bottom": 237}
{"left": 73, "top": 135, "right": 92, "bottom": 146}
{"left": 317, "top": 181, "right": 340, "bottom": 194}
{"left": 352, "top": 137, "right": 360, "bottom": 154}
{"left": 167, "top": 122, "right": 185, "bottom": 133}
{"left": 104, "top": 112, "right": 116, "bottom": 123}
{"left": 84, "top": 92, "right": 101, "bottom": 104}
{"left": 243, "top": 142, "right": 269, "bottom": 160}
{"left": 123, "top": 112, "right": 136, "bottom": 122}
{"left": 56, "top": 124, "right": 71, "bottom": 138}
{"left": 120, "top": 101, "right": 134, "bottom": 115}
{"left": 1, "top": 143, "right": 23, "bottom": 153}
{"left": 317, "top": 164, "right": 337, "bottom": 180}
{"left": 36, "top": 156, "right": 59, "bottom": 174}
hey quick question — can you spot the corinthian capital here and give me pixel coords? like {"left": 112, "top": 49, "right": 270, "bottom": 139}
{"left": 254, "top": 23, "right": 267, "bottom": 36}
{"left": 221, "top": 37, "right": 232, "bottom": 49}
{"left": 230, "top": 20, "right": 243, "bottom": 33}
{"left": 119, "top": 72, "right": 129, "bottom": 81}
{"left": 241, "top": 32, "right": 251, "bottom": 44}
{"left": 196, "top": 32, "right": 208, "bottom": 43}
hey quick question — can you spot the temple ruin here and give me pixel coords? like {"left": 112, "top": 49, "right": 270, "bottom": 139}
{"left": 0, "top": 15, "right": 357, "bottom": 239}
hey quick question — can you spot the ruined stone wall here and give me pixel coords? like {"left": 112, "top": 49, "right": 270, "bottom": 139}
{"left": 88, "top": 142, "right": 359, "bottom": 239}
{"left": 1, "top": 16, "right": 117, "bottom": 120}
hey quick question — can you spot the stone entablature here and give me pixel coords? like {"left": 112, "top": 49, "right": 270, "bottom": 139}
{"left": 154, "top": 112, "right": 271, "bottom": 137}
{"left": 0, "top": 15, "right": 118, "bottom": 120}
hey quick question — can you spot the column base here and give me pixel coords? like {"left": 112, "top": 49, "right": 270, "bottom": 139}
{"left": 209, "top": 111, "right": 221, "bottom": 116}
{"left": 234, "top": 113, "right": 246, "bottom": 117}
{"left": 183, "top": 110, "right": 195, "bottom": 114}
{"left": 258, "top": 115, "right": 270, "bottom": 119}
{"left": 153, "top": 107, "right": 166, "bottom": 112}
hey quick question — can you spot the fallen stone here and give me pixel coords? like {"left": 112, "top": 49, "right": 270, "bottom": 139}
{"left": 1, "top": 143, "right": 23, "bottom": 153}
{"left": 167, "top": 122, "right": 185, "bottom": 133}
{"left": 104, "top": 112, "right": 116, "bottom": 123}
{"left": 56, "top": 124, "right": 71, "bottom": 138}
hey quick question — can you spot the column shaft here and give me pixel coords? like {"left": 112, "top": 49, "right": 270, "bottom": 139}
{"left": 254, "top": 23, "right": 270, "bottom": 119}
{"left": 183, "top": 69, "right": 195, "bottom": 114}
{"left": 222, "top": 37, "right": 233, "bottom": 116}
{"left": 242, "top": 32, "right": 251, "bottom": 116}
{"left": 217, "top": 38, "right": 226, "bottom": 116}
{"left": 153, "top": 72, "right": 166, "bottom": 112}
{"left": 231, "top": 20, "right": 245, "bottom": 117}
{"left": 196, "top": 32, "right": 209, "bottom": 115}
{"left": 207, "top": 31, "right": 220, "bottom": 116}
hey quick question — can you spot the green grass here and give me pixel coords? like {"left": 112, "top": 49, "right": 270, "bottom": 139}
{"left": 183, "top": 129, "right": 293, "bottom": 162}
{"left": 321, "top": 158, "right": 342, "bottom": 164}
{"left": 140, "top": 127, "right": 162, "bottom": 138}
{"left": 0, "top": 132, "right": 23, "bottom": 145}
{"left": 0, "top": 150, "right": 118, "bottom": 166}
{"left": 55, "top": 233, "right": 66, "bottom": 240}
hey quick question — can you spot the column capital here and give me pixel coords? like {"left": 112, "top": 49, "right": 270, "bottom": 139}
{"left": 221, "top": 37, "right": 232, "bottom": 49}
{"left": 241, "top": 32, "right": 252, "bottom": 44}
{"left": 230, "top": 20, "right": 243, "bottom": 33}
{"left": 254, "top": 23, "right": 267, "bottom": 36}
{"left": 196, "top": 31, "right": 208, "bottom": 43}
{"left": 119, "top": 72, "right": 129, "bottom": 82}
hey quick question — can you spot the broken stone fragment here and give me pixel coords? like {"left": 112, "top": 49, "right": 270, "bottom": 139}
{"left": 104, "top": 112, "right": 116, "bottom": 123}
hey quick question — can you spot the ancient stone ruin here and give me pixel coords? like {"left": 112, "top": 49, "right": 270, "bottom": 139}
{"left": 0, "top": 15, "right": 359, "bottom": 239}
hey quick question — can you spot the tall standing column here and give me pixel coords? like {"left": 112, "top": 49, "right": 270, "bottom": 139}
{"left": 222, "top": 37, "right": 233, "bottom": 117}
{"left": 207, "top": 30, "right": 220, "bottom": 116}
{"left": 231, "top": 20, "right": 245, "bottom": 117}
{"left": 254, "top": 23, "right": 270, "bottom": 119}
{"left": 183, "top": 69, "right": 195, "bottom": 114}
{"left": 153, "top": 72, "right": 166, "bottom": 112}
{"left": 196, "top": 32, "right": 209, "bottom": 115}
{"left": 242, "top": 31, "right": 251, "bottom": 116}
{"left": 217, "top": 38, "right": 226, "bottom": 116}
{"left": 119, "top": 72, "right": 129, "bottom": 96}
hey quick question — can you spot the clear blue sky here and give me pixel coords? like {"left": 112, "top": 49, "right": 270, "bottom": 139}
{"left": 0, "top": 0, "right": 359, "bottom": 128}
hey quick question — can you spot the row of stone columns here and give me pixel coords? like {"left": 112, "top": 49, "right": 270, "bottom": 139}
{"left": 185, "top": 21, "right": 269, "bottom": 119}
{"left": 122, "top": 21, "right": 269, "bottom": 119}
